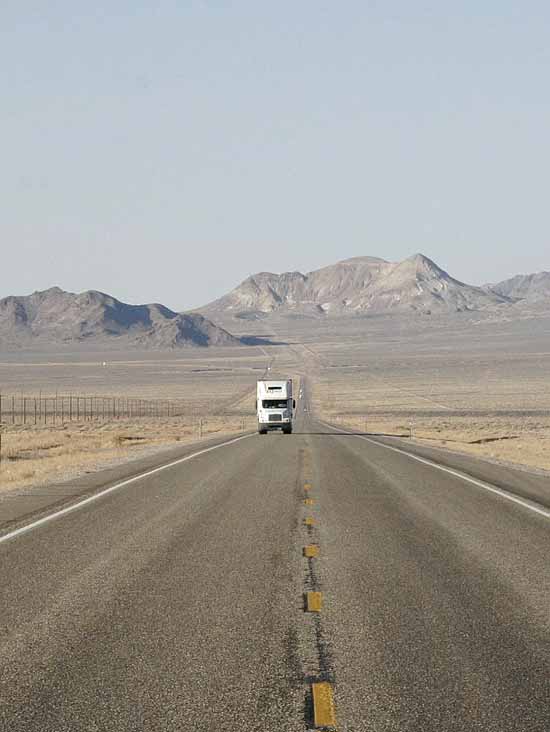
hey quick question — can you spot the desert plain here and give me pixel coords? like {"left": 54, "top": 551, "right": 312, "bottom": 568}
{"left": 1, "top": 307, "right": 549, "bottom": 494}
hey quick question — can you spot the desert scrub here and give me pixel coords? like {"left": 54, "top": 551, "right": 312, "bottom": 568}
{"left": 0, "top": 415, "right": 255, "bottom": 494}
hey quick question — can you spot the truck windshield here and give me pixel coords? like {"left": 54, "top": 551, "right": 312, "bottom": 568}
{"left": 262, "top": 399, "right": 288, "bottom": 409}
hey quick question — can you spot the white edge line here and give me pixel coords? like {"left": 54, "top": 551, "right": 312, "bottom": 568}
{"left": 0, "top": 433, "right": 254, "bottom": 546}
{"left": 320, "top": 421, "right": 550, "bottom": 520}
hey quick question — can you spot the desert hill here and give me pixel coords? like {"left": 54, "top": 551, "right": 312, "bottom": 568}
{"left": 200, "top": 254, "right": 509, "bottom": 316}
{"left": 0, "top": 287, "right": 240, "bottom": 350}
{"left": 3, "top": 256, "right": 549, "bottom": 351}
{"left": 487, "top": 271, "right": 550, "bottom": 303}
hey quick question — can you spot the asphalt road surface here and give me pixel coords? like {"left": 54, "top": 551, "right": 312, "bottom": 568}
{"left": 1, "top": 386, "right": 549, "bottom": 731}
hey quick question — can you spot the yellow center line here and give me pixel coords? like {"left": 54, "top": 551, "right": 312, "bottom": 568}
{"left": 306, "top": 591, "right": 323, "bottom": 612}
{"left": 312, "top": 682, "right": 337, "bottom": 728}
{"left": 304, "top": 545, "right": 319, "bottom": 558}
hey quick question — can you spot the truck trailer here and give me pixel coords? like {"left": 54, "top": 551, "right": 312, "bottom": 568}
{"left": 256, "top": 379, "right": 295, "bottom": 434}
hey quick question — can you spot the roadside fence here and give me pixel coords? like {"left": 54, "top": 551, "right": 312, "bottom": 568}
{"left": 0, "top": 393, "right": 186, "bottom": 426}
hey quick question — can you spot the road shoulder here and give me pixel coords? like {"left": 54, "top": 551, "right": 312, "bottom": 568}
{"left": 0, "top": 431, "right": 255, "bottom": 537}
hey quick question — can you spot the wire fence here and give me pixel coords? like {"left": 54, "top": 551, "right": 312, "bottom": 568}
{"left": 0, "top": 393, "right": 185, "bottom": 426}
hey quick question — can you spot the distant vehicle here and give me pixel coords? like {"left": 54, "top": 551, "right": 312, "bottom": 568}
{"left": 256, "top": 379, "right": 295, "bottom": 434}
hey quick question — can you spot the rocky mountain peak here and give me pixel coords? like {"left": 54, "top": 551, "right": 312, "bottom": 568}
{"left": 200, "top": 253, "right": 508, "bottom": 316}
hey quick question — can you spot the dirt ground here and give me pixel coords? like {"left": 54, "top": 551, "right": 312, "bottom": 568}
{"left": 0, "top": 343, "right": 301, "bottom": 495}
{"left": 2, "top": 310, "right": 549, "bottom": 488}
{"left": 304, "top": 315, "right": 550, "bottom": 474}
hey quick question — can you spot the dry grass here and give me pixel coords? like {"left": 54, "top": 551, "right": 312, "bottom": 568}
{"left": 0, "top": 415, "right": 256, "bottom": 494}
{"left": 329, "top": 414, "right": 550, "bottom": 472}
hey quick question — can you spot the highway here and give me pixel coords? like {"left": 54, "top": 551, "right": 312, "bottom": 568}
{"left": 1, "top": 386, "right": 549, "bottom": 730}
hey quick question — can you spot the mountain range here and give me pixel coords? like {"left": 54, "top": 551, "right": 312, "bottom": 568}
{"left": 0, "top": 287, "right": 239, "bottom": 350}
{"left": 1, "top": 254, "right": 548, "bottom": 350}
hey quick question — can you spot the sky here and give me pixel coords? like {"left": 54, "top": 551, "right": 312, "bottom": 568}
{"left": 2, "top": 1, "right": 549, "bottom": 310}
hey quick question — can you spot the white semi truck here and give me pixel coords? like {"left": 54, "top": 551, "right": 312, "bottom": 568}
{"left": 256, "top": 379, "right": 295, "bottom": 434}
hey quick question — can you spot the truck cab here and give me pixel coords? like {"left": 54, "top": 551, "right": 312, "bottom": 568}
{"left": 256, "top": 379, "right": 295, "bottom": 434}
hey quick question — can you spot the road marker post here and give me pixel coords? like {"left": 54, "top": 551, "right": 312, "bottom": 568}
{"left": 304, "top": 545, "right": 319, "bottom": 558}
{"left": 304, "top": 498, "right": 314, "bottom": 506}
{"left": 304, "top": 517, "right": 315, "bottom": 526}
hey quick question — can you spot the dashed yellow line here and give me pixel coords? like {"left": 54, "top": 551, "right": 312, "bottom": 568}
{"left": 306, "top": 591, "right": 322, "bottom": 612}
{"left": 312, "top": 682, "right": 337, "bottom": 728}
{"left": 299, "top": 454, "right": 334, "bottom": 727}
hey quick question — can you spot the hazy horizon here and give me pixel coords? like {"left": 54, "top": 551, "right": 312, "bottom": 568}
{"left": 3, "top": 2, "right": 549, "bottom": 309}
